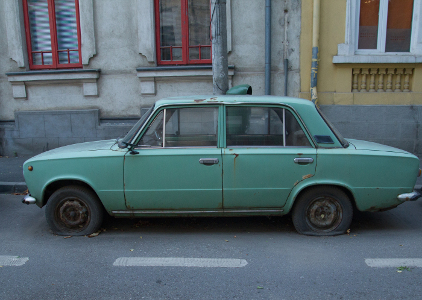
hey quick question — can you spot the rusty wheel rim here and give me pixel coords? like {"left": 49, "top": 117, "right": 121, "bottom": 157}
{"left": 54, "top": 197, "right": 91, "bottom": 232}
{"left": 306, "top": 196, "right": 343, "bottom": 232}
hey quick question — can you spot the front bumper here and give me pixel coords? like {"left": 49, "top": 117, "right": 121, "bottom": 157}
{"left": 397, "top": 190, "right": 422, "bottom": 202}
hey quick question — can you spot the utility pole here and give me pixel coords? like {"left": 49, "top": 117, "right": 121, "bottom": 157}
{"left": 211, "top": 0, "right": 228, "bottom": 95}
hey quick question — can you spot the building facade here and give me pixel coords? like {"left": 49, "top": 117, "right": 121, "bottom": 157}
{"left": 300, "top": 0, "right": 422, "bottom": 158}
{"left": 1, "top": 0, "right": 422, "bottom": 160}
{"left": 0, "top": 0, "right": 301, "bottom": 156}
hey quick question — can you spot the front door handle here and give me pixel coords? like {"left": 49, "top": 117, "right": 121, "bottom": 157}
{"left": 199, "top": 158, "right": 219, "bottom": 165}
{"left": 294, "top": 157, "right": 314, "bottom": 164}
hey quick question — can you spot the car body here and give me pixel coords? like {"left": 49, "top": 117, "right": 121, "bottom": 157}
{"left": 22, "top": 95, "right": 421, "bottom": 236}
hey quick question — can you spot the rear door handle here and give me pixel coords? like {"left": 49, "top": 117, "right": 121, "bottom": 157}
{"left": 294, "top": 157, "right": 314, "bottom": 164}
{"left": 199, "top": 158, "right": 219, "bottom": 165}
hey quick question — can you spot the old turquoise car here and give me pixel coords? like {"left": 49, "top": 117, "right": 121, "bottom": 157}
{"left": 22, "top": 95, "right": 421, "bottom": 236}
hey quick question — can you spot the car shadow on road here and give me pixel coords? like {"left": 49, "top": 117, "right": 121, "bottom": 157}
{"left": 101, "top": 215, "right": 298, "bottom": 235}
{"left": 351, "top": 201, "right": 422, "bottom": 233}
{"left": 99, "top": 201, "right": 422, "bottom": 236}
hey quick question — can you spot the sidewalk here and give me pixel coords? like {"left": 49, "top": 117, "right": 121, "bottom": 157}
{"left": 0, "top": 156, "right": 28, "bottom": 193}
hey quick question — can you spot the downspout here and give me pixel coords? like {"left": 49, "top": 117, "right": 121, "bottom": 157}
{"left": 265, "top": 0, "right": 271, "bottom": 95}
{"left": 310, "top": 0, "right": 320, "bottom": 104}
{"left": 284, "top": 2, "right": 288, "bottom": 96}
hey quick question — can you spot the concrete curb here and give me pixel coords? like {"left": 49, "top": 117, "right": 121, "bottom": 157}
{"left": 0, "top": 182, "right": 27, "bottom": 194}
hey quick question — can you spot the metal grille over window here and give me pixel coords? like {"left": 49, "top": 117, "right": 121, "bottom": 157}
{"left": 24, "top": 0, "right": 82, "bottom": 69}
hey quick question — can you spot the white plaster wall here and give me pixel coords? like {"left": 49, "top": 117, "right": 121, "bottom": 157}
{"left": 229, "top": 0, "right": 301, "bottom": 96}
{"left": 0, "top": 0, "right": 301, "bottom": 120}
{"left": 0, "top": 0, "right": 24, "bottom": 120}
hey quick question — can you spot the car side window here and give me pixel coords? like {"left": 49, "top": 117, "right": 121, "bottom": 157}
{"left": 138, "top": 107, "right": 218, "bottom": 147}
{"left": 226, "top": 106, "right": 311, "bottom": 147}
{"left": 138, "top": 111, "right": 164, "bottom": 147}
{"left": 284, "top": 109, "right": 311, "bottom": 147}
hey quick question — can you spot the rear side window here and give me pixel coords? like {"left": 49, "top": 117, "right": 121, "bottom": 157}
{"left": 226, "top": 106, "right": 311, "bottom": 147}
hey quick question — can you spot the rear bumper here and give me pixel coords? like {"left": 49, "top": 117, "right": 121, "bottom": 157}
{"left": 397, "top": 190, "right": 421, "bottom": 202}
{"left": 22, "top": 195, "right": 36, "bottom": 205}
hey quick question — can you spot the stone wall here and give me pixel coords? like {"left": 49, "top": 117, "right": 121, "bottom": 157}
{"left": 320, "top": 105, "right": 422, "bottom": 158}
{"left": 0, "top": 110, "right": 135, "bottom": 156}
{"left": 2, "top": 105, "right": 421, "bottom": 158}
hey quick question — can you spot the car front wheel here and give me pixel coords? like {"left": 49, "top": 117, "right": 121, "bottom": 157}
{"left": 45, "top": 186, "right": 104, "bottom": 236}
{"left": 292, "top": 187, "right": 353, "bottom": 236}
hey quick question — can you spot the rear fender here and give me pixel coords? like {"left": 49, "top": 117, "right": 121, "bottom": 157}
{"left": 283, "top": 179, "right": 355, "bottom": 213}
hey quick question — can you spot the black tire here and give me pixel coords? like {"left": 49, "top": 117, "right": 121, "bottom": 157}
{"left": 45, "top": 186, "right": 104, "bottom": 236}
{"left": 292, "top": 186, "right": 353, "bottom": 236}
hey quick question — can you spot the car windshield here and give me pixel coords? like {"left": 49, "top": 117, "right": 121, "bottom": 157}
{"left": 316, "top": 106, "right": 349, "bottom": 148}
{"left": 119, "top": 106, "right": 154, "bottom": 146}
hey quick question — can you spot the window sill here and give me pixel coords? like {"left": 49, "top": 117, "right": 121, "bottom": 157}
{"left": 136, "top": 65, "right": 235, "bottom": 95}
{"left": 5, "top": 69, "right": 101, "bottom": 99}
{"left": 333, "top": 54, "right": 422, "bottom": 64}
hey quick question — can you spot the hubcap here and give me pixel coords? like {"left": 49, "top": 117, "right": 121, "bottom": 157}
{"left": 306, "top": 197, "right": 343, "bottom": 231}
{"left": 56, "top": 198, "right": 90, "bottom": 230}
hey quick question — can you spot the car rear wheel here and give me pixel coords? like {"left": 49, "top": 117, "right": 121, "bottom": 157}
{"left": 45, "top": 186, "right": 104, "bottom": 236}
{"left": 292, "top": 186, "right": 353, "bottom": 236}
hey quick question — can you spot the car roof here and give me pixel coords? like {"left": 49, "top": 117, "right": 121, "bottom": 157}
{"left": 154, "top": 95, "right": 315, "bottom": 108}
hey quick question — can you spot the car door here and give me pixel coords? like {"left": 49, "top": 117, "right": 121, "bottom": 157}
{"left": 124, "top": 105, "right": 223, "bottom": 210}
{"left": 222, "top": 105, "right": 317, "bottom": 209}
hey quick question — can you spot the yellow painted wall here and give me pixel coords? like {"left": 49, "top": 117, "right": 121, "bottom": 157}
{"left": 300, "top": 0, "right": 422, "bottom": 105}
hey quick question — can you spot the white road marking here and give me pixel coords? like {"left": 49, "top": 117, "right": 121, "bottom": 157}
{"left": 113, "top": 257, "right": 248, "bottom": 268}
{"left": 365, "top": 258, "right": 422, "bottom": 268}
{"left": 0, "top": 256, "right": 29, "bottom": 266}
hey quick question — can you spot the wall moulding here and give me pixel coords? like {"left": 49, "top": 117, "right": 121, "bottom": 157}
{"left": 351, "top": 68, "right": 414, "bottom": 93}
{"left": 5, "top": 69, "right": 101, "bottom": 99}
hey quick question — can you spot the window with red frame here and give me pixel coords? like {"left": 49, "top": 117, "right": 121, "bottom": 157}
{"left": 155, "top": 0, "right": 211, "bottom": 65}
{"left": 23, "top": 0, "right": 82, "bottom": 69}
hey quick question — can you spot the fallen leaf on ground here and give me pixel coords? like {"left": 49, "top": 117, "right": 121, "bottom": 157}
{"left": 87, "top": 231, "right": 100, "bottom": 238}
{"left": 13, "top": 189, "right": 29, "bottom": 196}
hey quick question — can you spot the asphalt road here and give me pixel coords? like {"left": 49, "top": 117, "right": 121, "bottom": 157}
{"left": 1, "top": 194, "right": 422, "bottom": 299}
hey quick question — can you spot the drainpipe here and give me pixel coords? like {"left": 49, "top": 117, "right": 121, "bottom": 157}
{"left": 265, "top": 0, "right": 271, "bottom": 95}
{"left": 310, "top": 0, "right": 320, "bottom": 104}
{"left": 211, "top": 0, "right": 228, "bottom": 95}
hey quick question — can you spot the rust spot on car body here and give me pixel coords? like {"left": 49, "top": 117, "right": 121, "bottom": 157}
{"left": 194, "top": 99, "right": 205, "bottom": 103}
{"left": 302, "top": 174, "right": 314, "bottom": 180}
{"left": 365, "top": 204, "right": 400, "bottom": 212}
{"left": 294, "top": 180, "right": 299, "bottom": 186}
{"left": 233, "top": 153, "right": 239, "bottom": 168}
